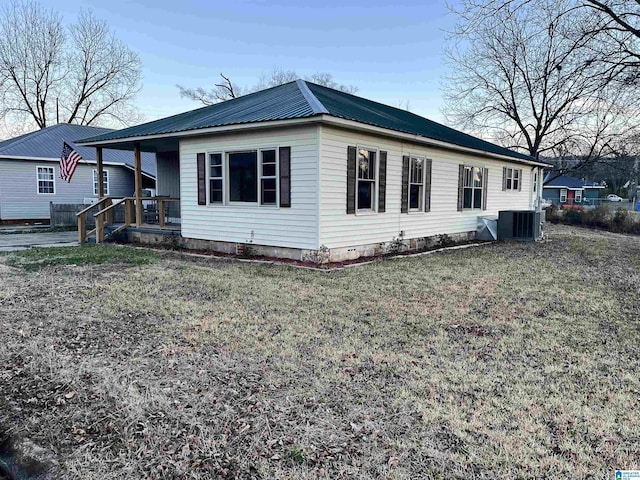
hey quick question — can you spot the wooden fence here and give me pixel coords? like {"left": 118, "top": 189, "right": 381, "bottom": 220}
{"left": 50, "top": 202, "right": 96, "bottom": 227}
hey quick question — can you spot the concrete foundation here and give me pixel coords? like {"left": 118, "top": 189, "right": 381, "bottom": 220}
{"left": 125, "top": 229, "right": 478, "bottom": 264}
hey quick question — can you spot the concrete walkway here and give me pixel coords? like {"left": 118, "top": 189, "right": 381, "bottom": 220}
{"left": 0, "top": 231, "right": 78, "bottom": 251}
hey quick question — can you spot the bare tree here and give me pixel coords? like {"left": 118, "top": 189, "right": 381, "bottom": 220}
{"left": 176, "top": 73, "right": 243, "bottom": 105}
{"left": 178, "top": 67, "right": 357, "bottom": 106}
{"left": 0, "top": 1, "right": 141, "bottom": 131}
{"left": 583, "top": 0, "right": 640, "bottom": 71}
{"left": 443, "top": 0, "right": 640, "bottom": 181}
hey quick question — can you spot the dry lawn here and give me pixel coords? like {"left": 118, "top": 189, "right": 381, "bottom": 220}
{"left": 1, "top": 224, "right": 639, "bottom": 479}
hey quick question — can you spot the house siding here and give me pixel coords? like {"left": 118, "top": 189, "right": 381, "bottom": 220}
{"left": 0, "top": 159, "right": 135, "bottom": 220}
{"left": 156, "top": 152, "right": 180, "bottom": 197}
{"left": 319, "top": 125, "right": 536, "bottom": 249}
{"left": 179, "top": 125, "right": 319, "bottom": 250}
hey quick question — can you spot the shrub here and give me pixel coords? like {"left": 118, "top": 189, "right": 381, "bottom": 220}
{"left": 611, "top": 208, "right": 633, "bottom": 233}
{"left": 545, "top": 205, "right": 561, "bottom": 224}
{"left": 563, "top": 207, "right": 585, "bottom": 225}
{"left": 582, "top": 206, "right": 609, "bottom": 229}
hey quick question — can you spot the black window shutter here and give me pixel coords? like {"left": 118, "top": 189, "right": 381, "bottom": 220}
{"left": 279, "top": 146, "right": 291, "bottom": 207}
{"left": 482, "top": 167, "right": 489, "bottom": 210}
{"left": 457, "top": 164, "right": 465, "bottom": 211}
{"left": 346, "top": 146, "right": 356, "bottom": 214}
{"left": 401, "top": 156, "right": 410, "bottom": 214}
{"left": 197, "top": 153, "right": 206, "bottom": 205}
{"left": 378, "top": 151, "right": 387, "bottom": 212}
{"left": 502, "top": 167, "right": 507, "bottom": 191}
{"left": 518, "top": 169, "right": 523, "bottom": 191}
{"left": 424, "top": 159, "right": 432, "bottom": 212}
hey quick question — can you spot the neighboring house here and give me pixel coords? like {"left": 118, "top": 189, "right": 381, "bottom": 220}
{"left": 542, "top": 173, "right": 605, "bottom": 207}
{"left": 78, "top": 80, "right": 549, "bottom": 261}
{"left": 0, "top": 124, "right": 156, "bottom": 222}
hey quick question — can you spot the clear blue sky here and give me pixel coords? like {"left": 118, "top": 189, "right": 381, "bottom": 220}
{"left": 49, "top": 0, "right": 457, "bottom": 123}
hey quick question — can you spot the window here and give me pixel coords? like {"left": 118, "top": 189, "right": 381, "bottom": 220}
{"left": 209, "top": 153, "right": 223, "bottom": 203}
{"left": 463, "top": 166, "right": 484, "bottom": 209}
{"left": 208, "top": 148, "right": 279, "bottom": 205}
{"left": 260, "top": 149, "right": 277, "bottom": 205}
{"left": 533, "top": 171, "right": 538, "bottom": 193}
{"left": 560, "top": 189, "right": 568, "bottom": 203}
{"left": 37, "top": 166, "right": 55, "bottom": 194}
{"left": 505, "top": 168, "right": 520, "bottom": 190}
{"left": 92, "top": 169, "right": 109, "bottom": 196}
{"left": 575, "top": 189, "right": 582, "bottom": 202}
{"left": 409, "top": 156, "right": 425, "bottom": 211}
{"left": 229, "top": 152, "right": 258, "bottom": 203}
{"left": 357, "top": 148, "right": 376, "bottom": 211}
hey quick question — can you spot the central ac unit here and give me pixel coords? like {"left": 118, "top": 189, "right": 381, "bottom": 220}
{"left": 497, "top": 210, "right": 544, "bottom": 241}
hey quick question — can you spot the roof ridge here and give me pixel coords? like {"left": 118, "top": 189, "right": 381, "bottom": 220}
{"left": 296, "top": 79, "right": 328, "bottom": 114}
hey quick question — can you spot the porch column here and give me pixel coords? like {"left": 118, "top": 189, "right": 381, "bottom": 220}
{"left": 96, "top": 147, "right": 104, "bottom": 198}
{"left": 134, "top": 142, "right": 143, "bottom": 227}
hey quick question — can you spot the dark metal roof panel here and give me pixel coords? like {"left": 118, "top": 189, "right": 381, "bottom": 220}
{"left": 543, "top": 174, "right": 600, "bottom": 188}
{"left": 305, "top": 82, "right": 535, "bottom": 162}
{"left": 79, "top": 82, "right": 318, "bottom": 144}
{"left": 0, "top": 123, "right": 156, "bottom": 176}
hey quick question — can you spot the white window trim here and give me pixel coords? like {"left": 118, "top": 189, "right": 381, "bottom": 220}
{"left": 208, "top": 151, "right": 225, "bottom": 205}
{"left": 355, "top": 144, "right": 379, "bottom": 214}
{"left": 408, "top": 155, "right": 427, "bottom": 213}
{"left": 462, "top": 165, "right": 485, "bottom": 210}
{"left": 36, "top": 165, "right": 56, "bottom": 195}
{"left": 560, "top": 189, "right": 568, "bottom": 203}
{"left": 92, "top": 169, "right": 110, "bottom": 196}
{"left": 258, "top": 147, "right": 279, "bottom": 207}
{"left": 505, "top": 167, "right": 520, "bottom": 191}
{"left": 207, "top": 146, "right": 280, "bottom": 208}
{"left": 575, "top": 189, "right": 582, "bottom": 202}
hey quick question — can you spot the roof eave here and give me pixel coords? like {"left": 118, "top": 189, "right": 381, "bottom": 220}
{"left": 77, "top": 115, "right": 551, "bottom": 167}
{"left": 319, "top": 115, "right": 551, "bottom": 167}
{"left": 76, "top": 116, "right": 324, "bottom": 147}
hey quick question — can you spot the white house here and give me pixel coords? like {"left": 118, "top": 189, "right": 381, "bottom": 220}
{"left": 77, "top": 80, "right": 548, "bottom": 261}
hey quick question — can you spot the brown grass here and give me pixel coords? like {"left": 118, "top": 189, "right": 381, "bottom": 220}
{"left": 1, "top": 224, "right": 639, "bottom": 479}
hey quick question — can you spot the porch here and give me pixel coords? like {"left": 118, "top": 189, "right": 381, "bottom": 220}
{"left": 76, "top": 141, "right": 181, "bottom": 244}
{"left": 77, "top": 196, "right": 181, "bottom": 243}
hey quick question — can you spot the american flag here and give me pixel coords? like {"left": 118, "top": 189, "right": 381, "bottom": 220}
{"left": 60, "top": 141, "right": 82, "bottom": 182}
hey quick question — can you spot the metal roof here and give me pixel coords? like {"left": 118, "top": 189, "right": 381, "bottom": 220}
{"left": 80, "top": 81, "right": 317, "bottom": 144}
{"left": 78, "top": 80, "right": 537, "bottom": 163}
{"left": 0, "top": 123, "right": 156, "bottom": 177}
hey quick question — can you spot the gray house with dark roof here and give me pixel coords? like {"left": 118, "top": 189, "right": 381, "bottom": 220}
{"left": 0, "top": 124, "right": 155, "bottom": 222}
{"left": 78, "top": 80, "right": 549, "bottom": 261}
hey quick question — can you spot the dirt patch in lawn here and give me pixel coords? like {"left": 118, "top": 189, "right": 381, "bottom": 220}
{"left": 0, "top": 225, "right": 639, "bottom": 479}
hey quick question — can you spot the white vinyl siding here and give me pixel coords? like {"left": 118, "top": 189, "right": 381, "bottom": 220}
{"left": 179, "top": 125, "right": 319, "bottom": 250}
{"left": 319, "top": 125, "right": 535, "bottom": 249}
{"left": 0, "top": 160, "right": 136, "bottom": 220}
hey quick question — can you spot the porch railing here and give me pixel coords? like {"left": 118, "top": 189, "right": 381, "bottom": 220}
{"left": 77, "top": 197, "right": 180, "bottom": 244}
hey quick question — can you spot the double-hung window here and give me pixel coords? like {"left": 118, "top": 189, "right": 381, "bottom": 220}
{"left": 92, "top": 169, "right": 109, "bottom": 196}
{"left": 505, "top": 168, "right": 520, "bottom": 190}
{"left": 208, "top": 148, "right": 279, "bottom": 205}
{"left": 260, "top": 149, "right": 277, "bottom": 205}
{"left": 209, "top": 153, "right": 224, "bottom": 203}
{"left": 575, "top": 189, "right": 582, "bottom": 202}
{"left": 463, "top": 166, "right": 484, "bottom": 209}
{"left": 357, "top": 148, "right": 376, "bottom": 211}
{"left": 36, "top": 166, "right": 55, "bottom": 194}
{"left": 560, "top": 189, "right": 568, "bottom": 203}
{"left": 409, "top": 157, "right": 425, "bottom": 211}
